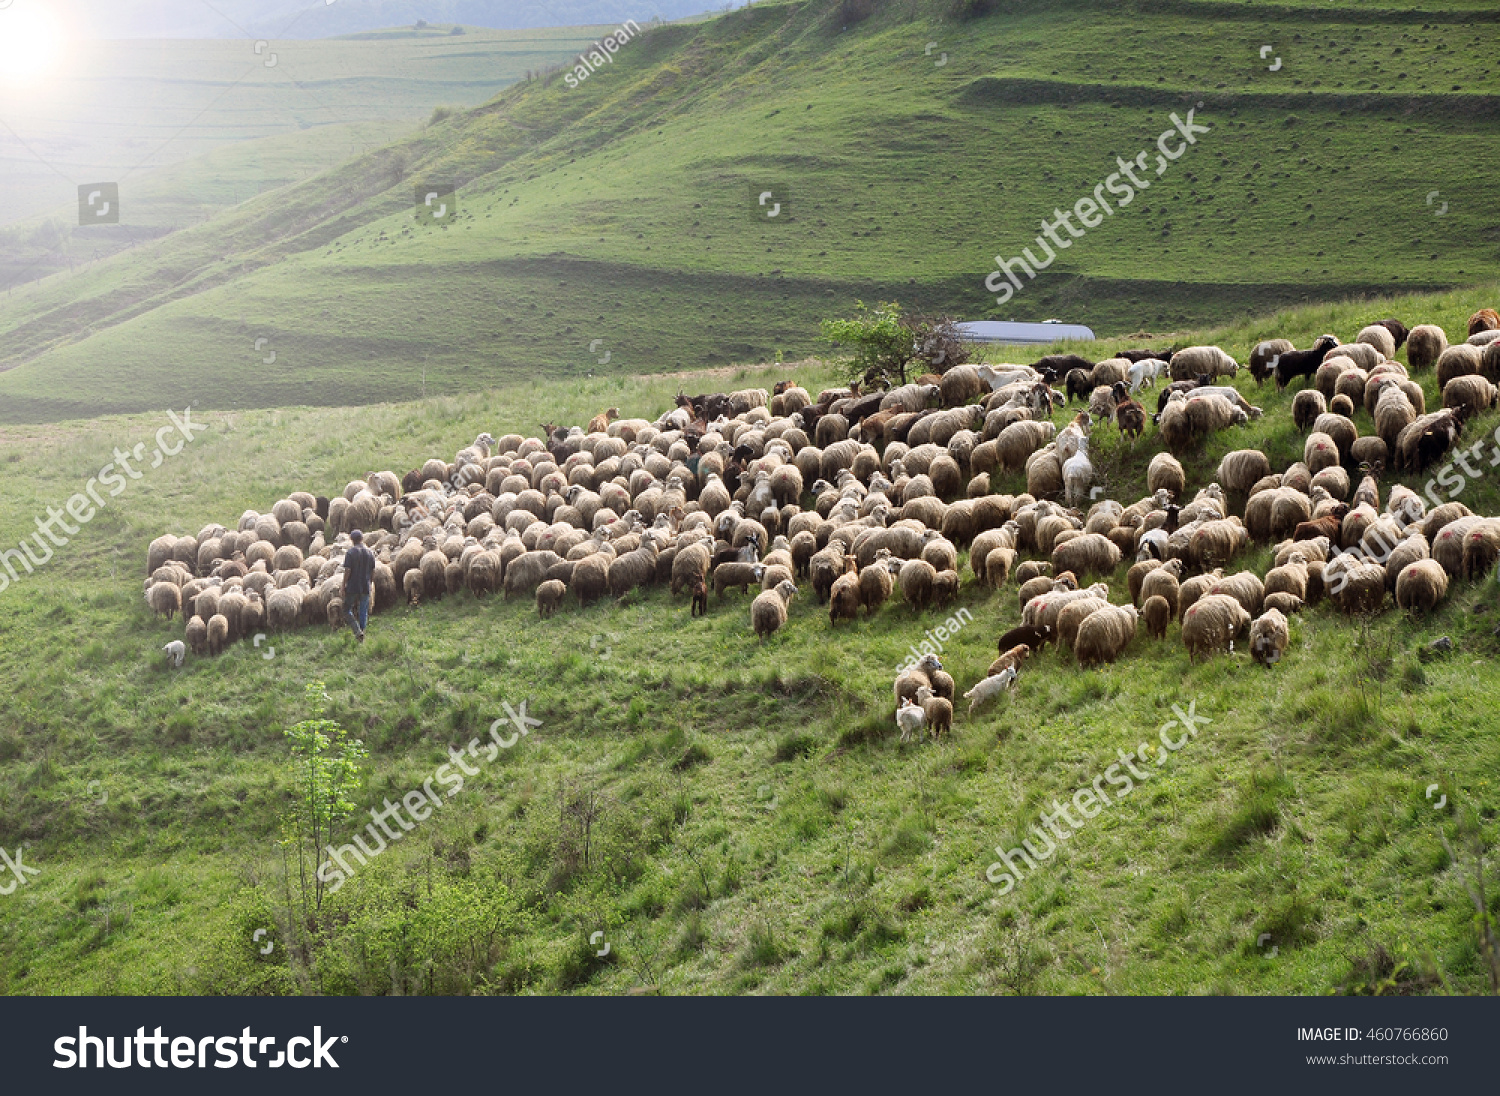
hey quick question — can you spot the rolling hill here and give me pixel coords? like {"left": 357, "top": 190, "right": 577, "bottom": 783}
{"left": 0, "top": 0, "right": 1496, "bottom": 423}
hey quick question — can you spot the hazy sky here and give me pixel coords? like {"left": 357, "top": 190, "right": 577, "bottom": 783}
{"left": 24, "top": 0, "right": 740, "bottom": 39}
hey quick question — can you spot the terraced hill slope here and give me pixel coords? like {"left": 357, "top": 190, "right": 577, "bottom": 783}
{"left": 0, "top": 0, "right": 1495, "bottom": 422}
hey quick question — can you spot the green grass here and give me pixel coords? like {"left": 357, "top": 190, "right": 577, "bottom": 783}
{"left": 2, "top": 281, "right": 1500, "bottom": 995}
{"left": 1, "top": 0, "right": 1497, "bottom": 421}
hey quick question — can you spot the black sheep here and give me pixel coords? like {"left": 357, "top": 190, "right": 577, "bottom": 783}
{"left": 1375, "top": 318, "right": 1410, "bottom": 351}
{"left": 1272, "top": 334, "right": 1340, "bottom": 391}
{"left": 1118, "top": 348, "right": 1170, "bottom": 363}
{"left": 1064, "top": 368, "right": 1093, "bottom": 404}
{"left": 996, "top": 623, "right": 1053, "bottom": 654}
{"left": 1031, "top": 353, "right": 1094, "bottom": 379}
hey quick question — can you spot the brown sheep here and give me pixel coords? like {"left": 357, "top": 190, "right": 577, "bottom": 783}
{"left": 915, "top": 685, "right": 953, "bottom": 740}
{"left": 1181, "top": 593, "right": 1250, "bottom": 660}
{"left": 988, "top": 644, "right": 1032, "bottom": 678}
{"left": 1142, "top": 594, "right": 1172, "bottom": 639}
{"left": 1395, "top": 559, "right": 1448, "bottom": 614}
{"left": 536, "top": 579, "right": 566, "bottom": 619}
{"left": 751, "top": 579, "right": 797, "bottom": 641}
{"left": 1075, "top": 604, "right": 1138, "bottom": 667}
{"left": 829, "top": 558, "right": 862, "bottom": 626}
{"left": 1248, "top": 608, "right": 1289, "bottom": 667}
{"left": 899, "top": 559, "right": 938, "bottom": 613}
{"left": 588, "top": 407, "right": 620, "bottom": 434}
{"left": 1468, "top": 308, "right": 1500, "bottom": 337}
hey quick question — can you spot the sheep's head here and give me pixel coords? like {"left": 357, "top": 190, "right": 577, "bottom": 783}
{"left": 775, "top": 579, "right": 798, "bottom": 602}
{"left": 917, "top": 653, "right": 943, "bottom": 673}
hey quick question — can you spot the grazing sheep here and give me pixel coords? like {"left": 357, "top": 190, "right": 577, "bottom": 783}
{"left": 1147, "top": 452, "right": 1186, "bottom": 499}
{"left": 1291, "top": 389, "right": 1326, "bottom": 434}
{"left": 1075, "top": 604, "right": 1138, "bottom": 667}
{"left": 1443, "top": 373, "right": 1498, "bottom": 419}
{"left": 536, "top": 579, "right": 566, "bottom": 618}
{"left": 1062, "top": 437, "right": 1094, "bottom": 507}
{"left": 1169, "top": 346, "right": 1238, "bottom": 382}
{"left": 1208, "top": 570, "right": 1265, "bottom": 618}
{"left": 1216, "top": 450, "right": 1271, "bottom": 496}
{"left": 1329, "top": 558, "right": 1387, "bottom": 615}
{"left": 1263, "top": 592, "right": 1303, "bottom": 616}
{"left": 963, "top": 668, "right": 1016, "bottom": 716}
{"left": 1468, "top": 309, "right": 1500, "bottom": 337}
{"left": 751, "top": 579, "right": 797, "bottom": 641}
{"left": 1142, "top": 594, "right": 1172, "bottom": 639}
{"left": 1056, "top": 598, "right": 1110, "bottom": 650}
{"left": 1249, "top": 608, "right": 1289, "bottom": 667}
{"left": 1140, "top": 559, "right": 1183, "bottom": 617}
{"left": 185, "top": 616, "right": 208, "bottom": 656}
{"left": 915, "top": 685, "right": 953, "bottom": 740}
{"left": 714, "top": 561, "right": 766, "bottom": 599}
{"left": 896, "top": 696, "right": 927, "bottom": 743}
{"left": 1249, "top": 339, "right": 1294, "bottom": 386}
{"left": 162, "top": 639, "right": 186, "bottom": 668}
{"left": 1304, "top": 432, "right": 1340, "bottom": 474}
{"left": 207, "top": 613, "right": 230, "bottom": 656}
{"left": 1395, "top": 559, "right": 1448, "bottom": 614}
{"left": 1051, "top": 532, "right": 1121, "bottom": 581}
{"left": 1273, "top": 335, "right": 1340, "bottom": 390}
{"left": 894, "top": 653, "right": 944, "bottom": 706}
{"left": 146, "top": 582, "right": 182, "bottom": 620}
{"left": 1436, "top": 344, "right": 1482, "bottom": 388}
{"left": 829, "top": 559, "right": 863, "bottom": 626}
{"left": 1181, "top": 593, "right": 1250, "bottom": 660}
{"left": 1405, "top": 324, "right": 1448, "bottom": 371}
{"left": 403, "top": 568, "right": 424, "bottom": 607}
{"left": 899, "top": 559, "right": 938, "bottom": 613}
{"left": 1356, "top": 324, "right": 1397, "bottom": 361}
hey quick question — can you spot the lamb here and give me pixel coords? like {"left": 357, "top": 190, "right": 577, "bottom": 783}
{"left": 1139, "top": 558, "right": 1183, "bottom": 616}
{"left": 915, "top": 685, "right": 953, "bottom": 740}
{"left": 1147, "top": 452, "right": 1185, "bottom": 499}
{"left": 1076, "top": 604, "right": 1138, "bottom": 667}
{"left": 1249, "top": 608, "right": 1289, "bottom": 667}
{"left": 162, "top": 639, "right": 186, "bottom": 668}
{"left": 1142, "top": 594, "right": 1172, "bottom": 639}
{"left": 714, "top": 561, "right": 766, "bottom": 598}
{"left": 750, "top": 579, "right": 797, "bottom": 641}
{"left": 403, "top": 568, "right": 424, "bottom": 607}
{"left": 1395, "top": 559, "right": 1448, "bottom": 614}
{"left": 1181, "top": 593, "right": 1250, "bottom": 660}
{"left": 690, "top": 576, "right": 709, "bottom": 617}
{"left": 536, "top": 579, "right": 566, "bottom": 618}
{"left": 207, "top": 613, "right": 230, "bottom": 656}
{"left": 1405, "top": 324, "right": 1448, "bottom": 372}
{"left": 963, "top": 668, "right": 1017, "bottom": 716}
{"left": 896, "top": 696, "right": 927, "bottom": 743}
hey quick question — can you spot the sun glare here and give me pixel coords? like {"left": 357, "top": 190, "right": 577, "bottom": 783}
{"left": 0, "top": 3, "right": 67, "bottom": 86}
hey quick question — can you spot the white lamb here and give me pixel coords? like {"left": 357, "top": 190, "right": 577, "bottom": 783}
{"left": 963, "top": 666, "right": 1017, "bottom": 715}
{"left": 162, "top": 640, "right": 186, "bottom": 668}
{"left": 1063, "top": 436, "right": 1094, "bottom": 507}
{"left": 976, "top": 364, "right": 1040, "bottom": 392}
{"left": 896, "top": 696, "right": 927, "bottom": 743}
{"left": 1127, "top": 358, "right": 1165, "bottom": 393}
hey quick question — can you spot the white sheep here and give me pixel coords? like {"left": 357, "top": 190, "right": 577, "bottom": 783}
{"left": 963, "top": 666, "right": 1017, "bottom": 716}
{"left": 1063, "top": 437, "right": 1094, "bottom": 508}
{"left": 162, "top": 640, "right": 186, "bottom": 668}
{"left": 1127, "top": 358, "right": 1164, "bottom": 393}
{"left": 896, "top": 696, "right": 927, "bottom": 743}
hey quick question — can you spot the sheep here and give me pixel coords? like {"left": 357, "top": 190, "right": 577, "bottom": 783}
{"left": 1142, "top": 594, "right": 1172, "bottom": 639}
{"left": 1468, "top": 309, "right": 1500, "bottom": 336}
{"left": 858, "top": 555, "right": 898, "bottom": 615}
{"left": 1139, "top": 558, "right": 1182, "bottom": 616}
{"left": 1436, "top": 344, "right": 1483, "bottom": 388}
{"left": 1169, "top": 346, "right": 1238, "bottom": 382}
{"left": 751, "top": 579, "right": 796, "bottom": 641}
{"left": 1249, "top": 608, "right": 1289, "bottom": 667}
{"left": 1186, "top": 517, "right": 1249, "bottom": 572}
{"left": 1181, "top": 593, "right": 1250, "bottom": 660}
{"left": 1264, "top": 554, "right": 1309, "bottom": 601}
{"left": 994, "top": 421, "right": 1056, "bottom": 474}
{"left": 207, "top": 613, "right": 230, "bottom": 656}
{"left": 715, "top": 561, "right": 767, "bottom": 599}
{"left": 1374, "top": 386, "right": 1417, "bottom": 451}
{"left": 146, "top": 582, "right": 182, "bottom": 620}
{"left": 829, "top": 559, "right": 863, "bottom": 626}
{"left": 1073, "top": 603, "right": 1137, "bottom": 667}
{"left": 402, "top": 568, "right": 424, "bottom": 607}
{"left": 894, "top": 653, "right": 945, "bottom": 706}
{"left": 899, "top": 559, "right": 938, "bottom": 613}
{"left": 984, "top": 641, "right": 1032, "bottom": 677}
{"left": 1328, "top": 557, "right": 1387, "bottom": 615}
{"left": 1273, "top": 335, "right": 1340, "bottom": 390}
{"left": 466, "top": 551, "right": 501, "bottom": 597}
{"left": 162, "top": 639, "right": 186, "bottom": 668}
{"left": 963, "top": 667, "right": 1017, "bottom": 715}
{"left": 1051, "top": 533, "right": 1121, "bottom": 581}
{"left": 1216, "top": 450, "right": 1271, "bottom": 496}
{"left": 915, "top": 685, "right": 953, "bottom": 740}
{"left": 185, "top": 616, "right": 208, "bottom": 656}
{"left": 1460, "top": 517, "right": 1500, "bottom": 580}
{"left": 1405, "top": 324, "right": 1448, "bottom": 371}
{"left": 1146, "top": 452, "right": 1185, "bottom": 499}
{"left": 896, "top": 696, "right": 927, "bottom": 743}
{"left": 690, "top": 576, "right": 709, "bottom": 617}
{"left": 1055, "top": 598, "right": 1110, "bottom": 650}
{"left": 1057, "top": 434, "right": 1093, "bottom": 508}
{"left": 1242, "top": 340, "right": 1290, "bottom": 387}
{"left": 1443, "top": 374, "right": 1498, "bottom": 419}
{"left": 1304, "top": 431, "right": 1340, "bottom": 474}
{"left": 1176, "top": 568, "right": 1223, "bottom": 620}
{"left": 996, "top": 624, "right": 1051, "bottom": 655}
{"left": 536, "top": 579, "right": 566, "bottom": 618}
{"left": 1356, "top": 324, "right": 1397, "bottom": 361}
{"left": 570, "top": 554, "right": 610, "bottom": 606}
{"left": 1395, "top": 559, "right": 1448, "bottom": 614}
{"left": 1025, "top": 581, "right": 1111, "bottom": 633}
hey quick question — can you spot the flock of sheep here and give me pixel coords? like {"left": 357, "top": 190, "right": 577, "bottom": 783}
{"left": 140, "top": 308, "right": 1500, "bottom": 743}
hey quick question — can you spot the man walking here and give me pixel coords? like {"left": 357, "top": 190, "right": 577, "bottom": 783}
{"left": 342, "top": 529, "right": 376, "bottom": 643}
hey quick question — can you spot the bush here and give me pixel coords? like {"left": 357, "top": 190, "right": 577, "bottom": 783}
{"left": 820, "top": 302, "right": 973, "bottom": 388}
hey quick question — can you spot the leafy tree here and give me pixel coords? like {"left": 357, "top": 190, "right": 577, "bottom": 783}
{"left": 820, "top": 301, "right": 974, "bottom": 388}
{"left": 282, "top": 682, "right": 366, "bottom": 916}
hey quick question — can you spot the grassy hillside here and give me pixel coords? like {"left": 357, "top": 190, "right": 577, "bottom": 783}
{"left": 0, "top": 0, "right": 1496, "bottom": 422}
{"left": 1, "top": 286, "right": 1498, "bottom": 995}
